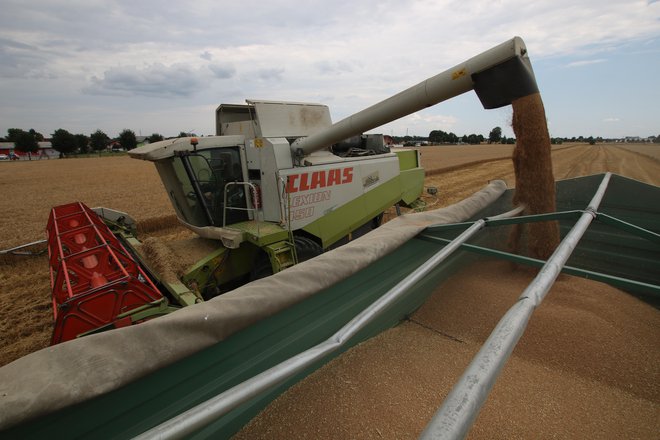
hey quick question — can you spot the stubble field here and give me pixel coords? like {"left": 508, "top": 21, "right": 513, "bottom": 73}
{"left": 0, "top": 143, "right": 659, "bottom": 438}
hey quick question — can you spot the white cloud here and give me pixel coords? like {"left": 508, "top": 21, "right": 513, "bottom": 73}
{"left": 1, "top": 0, "right": 659, "bottom": 137}
{"left": 0, "top": 37, "right": 54, "bottom": 78}
{"left": 208, "top": 64, "right": 236, "bottom": 79}
{"left": 370, "top": 112, "right": 461, "bottom": 138}
{"left": 409, "top": 113, "right": 459, "bottom": 130}
{"left": 256, "top": 68, "right": 285, "bottom": 82}
{"left": 565, "top": 59, "right": 607, "bottom": 68}
{"left": 83, "top": 63, "right": 211, "bottom": 98}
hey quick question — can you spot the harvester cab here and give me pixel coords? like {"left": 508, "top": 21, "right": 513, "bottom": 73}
{"left": 142, "top": 135, "right": 253, "bottom": 233}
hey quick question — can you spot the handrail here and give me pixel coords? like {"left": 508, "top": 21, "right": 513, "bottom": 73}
{"left": 418, "top": 172, "right": 612, "bottom": 440}
{"left": 133, "top": 205, "right": 526, "bottom": 440}
{"left": 222, "top": 181, "right": 259, "bottom": 227}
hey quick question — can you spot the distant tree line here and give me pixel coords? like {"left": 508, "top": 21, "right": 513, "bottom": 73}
{"left": 395, "top": 127, "right": 659, "bottom": 146}
{"left": 4, "top": 126, "right": 658, "bottom": 159}
{"left": 1, "top": 128, "right": 194, "bottom": 158}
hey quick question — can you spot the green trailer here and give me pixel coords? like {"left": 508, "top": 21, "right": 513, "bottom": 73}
{"left": 1, "top": 173, "right": 657, "bottom": 439}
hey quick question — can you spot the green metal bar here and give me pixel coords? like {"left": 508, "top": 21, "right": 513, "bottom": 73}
{"left": 596, "top": 213, "right": 660, "bottom": 245}
{"left": 77, "top": 300, "right": 179, "bottom": 338}
{"left": 418, "top": 235, "right": 538, "bottom": 266}
{"left": 165, "top": 280, "right": 203, "bottom": 307}
{"left": 418, "top": 235, "right": 660, "bottom": 297}
{"left": 125, "top": 306, "right": 180, "bottom": 323}
{"left": 484, "top": 210, "right": 581, "bottom": 227}
{"left": 117, "top": 298, "right": 179, "bottom": 320}
{"left": 423, "top": 222, "right": 473, "bottom": 232}
{"left": 425, "top": 210, "right": 582, "bottom": 233}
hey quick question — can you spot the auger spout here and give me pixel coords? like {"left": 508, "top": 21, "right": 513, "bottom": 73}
{"left": 291, "top": 36, "right": 538, "bottom": 156}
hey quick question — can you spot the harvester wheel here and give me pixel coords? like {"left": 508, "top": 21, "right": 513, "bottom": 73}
{"left": 250, "top": 256, "right": 273, "bottom": 280}
{"left": 293, "top": 235, "right": 323, "bottom": 263}
{"left": 372, "top": 212, "right": 384, "bottom": 228}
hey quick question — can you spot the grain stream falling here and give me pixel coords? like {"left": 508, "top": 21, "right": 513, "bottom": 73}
{"left": 509, "top": 93, "right": 560, "bottom": 260}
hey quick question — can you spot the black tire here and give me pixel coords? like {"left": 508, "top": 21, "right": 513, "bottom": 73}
{"left": 294, "top": 235, "right": 323, "bottom": 263}
{"left": 250, "top": 253, "right": 273, "bottom": 280}
{"left": 371, "top": 212, "right": 384, "bottom": 229}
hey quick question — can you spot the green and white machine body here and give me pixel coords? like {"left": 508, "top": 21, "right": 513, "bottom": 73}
{"left": 128, "top": 101, "right": 424, "bottom": 292}
{"left": 128, "top": 36, "right": 538, "bottom": 297}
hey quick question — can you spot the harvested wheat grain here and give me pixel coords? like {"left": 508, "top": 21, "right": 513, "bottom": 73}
{"left": 234, "top": 261, "right": 659, "bottom": 439}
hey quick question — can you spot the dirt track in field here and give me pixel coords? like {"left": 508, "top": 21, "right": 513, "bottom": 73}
{"left": 552, "top": 144, "right": 660, "bottom": 183}
{"left": 419, "top": 144, "right": 660, "bottom": 209}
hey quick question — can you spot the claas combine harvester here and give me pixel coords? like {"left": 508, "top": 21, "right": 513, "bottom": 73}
{"left": 46, "top": 37, "right": 539, "bottom": 344}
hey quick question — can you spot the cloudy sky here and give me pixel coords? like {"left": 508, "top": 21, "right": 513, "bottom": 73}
{"left": 1, "top": 0, "right": 659, "bottom": 140}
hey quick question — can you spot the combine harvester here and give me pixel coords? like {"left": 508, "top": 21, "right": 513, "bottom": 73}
{"left": 1, "top": 37, "right": 658, "bottom": 439}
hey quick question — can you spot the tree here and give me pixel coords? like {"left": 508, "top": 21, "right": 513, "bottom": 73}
{"left": 429, "top": 130, "right": 445, "bottom": 143}
{"left": 14, "top": 130, "right": 39, "bottom": 159}
{"left": 466, "top": 134, "right": 481, "bottom": 144}
{"left": 51, "top": 129, "right": 78, "bottom": 156}
{"left": 488, "top": 127, "right": 502, "bottom": 144}
{"left": 429, "top": 129, "right": 459, "bottom": 144}
{"left": 90, "top": 129, "right": 110, "bottom": 151}
{"left": 6, "top": 128, "right": 24, "bottom": 143}
{"left": 75, "top": 134, "right": 90, "bottom": 154}
{"left": 29, "top": 128, "right": 44, "bottom": 142}
{"left": 119, "top": 129, "right": 137, "bottom": 150}
{"left": 147, "top": 133, "right": 164, "bottom": 143}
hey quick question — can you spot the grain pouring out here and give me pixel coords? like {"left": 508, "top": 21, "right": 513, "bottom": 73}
{"left": 510, "top": 92, "right": 561, "bottom": 259}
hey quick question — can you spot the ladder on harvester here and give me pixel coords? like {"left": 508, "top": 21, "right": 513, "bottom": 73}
{"left": 255, "top": 179, "right": 299, "bottom": 273}
{"left": 222, "top": 181, "right": 298, "bottom": 273}
{"left": 262, "top": 232, "right": 298, "bottom": 273}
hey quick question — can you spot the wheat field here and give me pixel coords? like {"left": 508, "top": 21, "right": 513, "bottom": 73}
{"left": 1, "top": 143, "right": 658, "bottom": 366}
